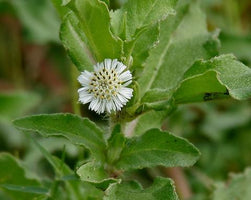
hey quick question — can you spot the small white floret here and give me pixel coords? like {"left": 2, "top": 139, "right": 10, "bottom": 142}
{"left": 77, "top": 59, "right": 133, "bottom": 114}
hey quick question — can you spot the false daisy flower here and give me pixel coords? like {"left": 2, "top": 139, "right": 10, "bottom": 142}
{"left": 78, "top": 59, "right": 133, "bottom": 114}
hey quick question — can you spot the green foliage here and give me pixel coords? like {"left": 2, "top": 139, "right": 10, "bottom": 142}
{"left": 0, "top": 0, "right": 250, "bottom": 199}
{"left": 111, "top": 0, "right": 177, "bottom": 40}
{"left": 50, "top": 0, "right": 71, "bottom": 18}
{"left": 8, "top": 0, "right": 60, "bottom": 43}
{"left": 74, "top": 0, "right": 122, "bottom": 61}
{"left": 174, "top": 54, "right": 251, "bottom": 103}
{"left": 131, "top": 23, "right": 160, "bottom": 69}
{"left": 62, "top": 0, "right": 71, "bottom": 6}
{"left": 1, "top": 185, "right": 48, "bottom": 195}
{"left": 220, "top": 33, "right": 251, "bottom": 64}
{"left": 0, "top": 153, "right": 46, "bottom": 200}
{"left": 0, "top": 92, "right": 40, "bottom": 120}
{"left": 132, "top": 110, "right": 170, "bottom": 136}
{"left": 106, "top": 125, "right": 125, "bottom": 164}
{"left": 60, "top": 12, "right": 93, "bottom": 71}
{"left": 13, "top": 114, "right": 106, "bottom": 161}
{"left": 104, "top": 177, "right": 179, "bottom": 200}
{"left": 77, "top": 161, "right": 108, "bottom": 182}
{"left": 14, "top": 114, "right": 200, "bottom": 171}
{"left": 137, "top": 1, "right": 217, "bottom": 99}
{"left": 32, "top": 139, "right": 104, "bottom": 200}
{"left": 76, "top": 161, "right": 117, "bottom": 188}
{"left": 201, "top": 102, "right": 251, "bottom": 141}
{"left": 0, "top": 92, "right": 40, "bottom": 148}
{"left": 116, "top": 129, "right": 200, "bottom": 170}
{"left": 212, "top": 168, "right": 251, "bottom": 200}
{"left": 59, "top": 0, "right": 122, "bottom": 71}
{"left": 31, "top": 139, "right": 73, "bottom": 177}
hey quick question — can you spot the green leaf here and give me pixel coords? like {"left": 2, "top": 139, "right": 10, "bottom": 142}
{"left": 174, "top": 54, "right": 251, "bottom": 103}
{"left": 138, "top": 1, "right": 219, "bottom": 99}
{"left": 220, "top": 32, "right": 251, "bottom": 63}
{"left": 0, "top": 93, "right": 39, "bottom": 148}
{"left": 0, "top": 92, "right": 40, "bottom": 120}
{"left": 32, "top": 137, "right": 104, "bottom": 200}
{"left": 104, "top": 177, "right": 179, "bottom": 200}
{"left": 138, "top": 89, "right": 175, "bottom": 112}
{"left": 0, "top": 153, "right": 45, "bottom": 200}
{"left": 174, "top": 71, "right": 228, "bottom": 103}
{"left": 0, "top": 0, "right": 15, "bottom": 15}
{"left": 201, "top": 103, "right": 251, "bottom": 141}
{"left": 107, "top": 125, "right": 125, "bottom": 164}
{"left": 77, "top": 162, "right": 109, "bottom": 183}
{"left": 73, "top": 0, "right": 122, "bottom": 61}
{"left": 100, "top": 0, "right": 110, "bottom": 7}
{"left": 110, "top": 9, "right": 127, "bottom": 40}
{"left": 76, "top": 161, "right": 117, "bottom": 189}
{"left": 10, "top": 0, "right": 60, "bottom": 43}
{"left": 132, "top": 110, "right": 171, "bottom": 136}
{"left": 131, "top": 23, "right": 160, "bottom": 70}
{"left": 33, "top": 195, "right": 48, "bottom": 200}
{"left": 213, "top": 168, "right": 251, "bottom": 200}
{"left": 141, "top": 89, "right": 173, "bottom": 104}
{"left": 0, "top": 185, "right": 48, "bottom": 195}
{"left": 50, "top": 0, "right": 71, "bottom": 18}
{"left": 13, "top": 113, "right": 106, "bottom": 161}
{"left": 129, "top": 93, "right": 176, "bottom": 137}
{"left": 115, "top": 128, "right": 200, "bottom": 170}
{"left": 111, "top": 0, "right": 177, "bottom": 40}
{"left": 60, "top": 12, "right": 94, "bottom": 71}
{"left": 62, "top": 0, "right": 71, "bottom": 6}
{"left": 32, "top": 138, "right": 72, "bottom": 177}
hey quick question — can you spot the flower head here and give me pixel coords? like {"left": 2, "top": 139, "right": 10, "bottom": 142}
{"left": 78, "top": 59, "right": 133, "bottom": 114}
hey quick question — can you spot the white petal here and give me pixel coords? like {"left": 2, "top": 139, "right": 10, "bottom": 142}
{"left": 95, "top": 100, "right": 103, "bottom": 114}
{"left": 111, "top": 59, "right": 118, "bottom": 70}
{"left": 100, "top": 100, "right": 106, "bottom": 113}
{"left": 119, "top": 87, "right": 133, "bottom": 99}
{"left": 113, "top": 96, "right": 123, "bottom": 108}
{"left": 96, "top": 99, "right": 103, "bottom": 112}
{"left": 115, "top": 62, "right": 126, "bottom": 74}
{"left": 83, "top": 70, "right": 93, "bottom": 77}
{"left": 79, "top": 89, "right": 94, "bottom": 103}
{"left": 117, "top": 93, "right": 128, "bottom": 104}
{"left": 89, "top": 98, "right": 98, "bottom": 111}
{"left": 105, "top": 59, "right": 112, "bottom": 70}
{"left": 78, "top": 87, "right": 89, "bottom": 92}
{"left": 78, "top": 72, "right": 92, "bottom": 86}
{"left": 94, "top": 64, "right": 99, "bottom": 72}
{"left": 112, "top": 99, "right": 119, "bottom": 111}
{"left": 105, "top": 101, "right": 112, "bottom": 113}
{"left": 123, "top": 80, "right": 132, "bottom": 86}
{"left": 94, "top": 63, "right": 102, "bottom": 72}
{"left": 118, "top": 71, "right": 132, "bottom": 82}
{"left": 79, "top": 95, "right": 93, "bottom": 104}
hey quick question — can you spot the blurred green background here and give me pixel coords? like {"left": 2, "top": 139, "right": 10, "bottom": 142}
{"left": 0, "top": 0, "right": 250, "bottom": 199}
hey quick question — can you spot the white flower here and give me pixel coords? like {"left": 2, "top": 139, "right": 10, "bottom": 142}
{"left": 78, "top": 59, "right": 133, "bottom": 114}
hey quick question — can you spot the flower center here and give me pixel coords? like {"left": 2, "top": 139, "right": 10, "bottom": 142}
{"left": 89, "top": 67, "right": 121, "bottom": 100}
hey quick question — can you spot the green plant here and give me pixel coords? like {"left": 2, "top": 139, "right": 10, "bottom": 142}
{"left": 0, "top": 0, "right": 251, "bottom": 199}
